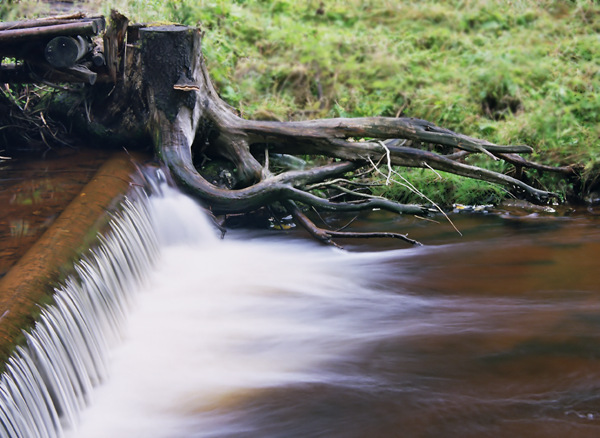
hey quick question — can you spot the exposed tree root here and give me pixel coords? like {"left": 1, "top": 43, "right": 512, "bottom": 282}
{"left": 133, "top": 25, "right": 565, "bottom": 246}
{"left": 21, "top": 17, "right": 575, "bottom": 247}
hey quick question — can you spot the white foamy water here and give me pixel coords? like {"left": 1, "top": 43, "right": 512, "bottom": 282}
{"left": 65, "top": 186, "right": 421, "bottom": 438}
{"left": 7, "top": 182, "right": 599, "bottom": 438}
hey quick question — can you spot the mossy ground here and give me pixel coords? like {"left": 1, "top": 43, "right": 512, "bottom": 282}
{"left": 3, "top": 0, "right": 599, "bottom": 205}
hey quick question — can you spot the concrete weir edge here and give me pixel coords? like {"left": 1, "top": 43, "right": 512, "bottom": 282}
{"left": 0, "top": 151, "right": 147, "bottom": 368}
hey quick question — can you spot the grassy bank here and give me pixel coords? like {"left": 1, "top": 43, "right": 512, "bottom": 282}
{"left": 4, "top": 0, "right": 599, "bottom": 205}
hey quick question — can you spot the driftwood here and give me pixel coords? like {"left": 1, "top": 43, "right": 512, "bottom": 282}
{"left": 0, "top": 13, "right": 88, "bottom": 31}
{"left": 2, "top": 14, "right": 569, "bottom": 247}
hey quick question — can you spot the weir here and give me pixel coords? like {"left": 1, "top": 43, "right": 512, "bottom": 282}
{"left": 0, "top": 168, "right": 410, "bottom": 437}
{"left": 0, "top": 152, "right": 146, "bottom": 362}
{"left": 1, "top": 160, "right": 600, "bottom": 437}
{"left": 0, "top": 184, "right": 159, "bottom": 437}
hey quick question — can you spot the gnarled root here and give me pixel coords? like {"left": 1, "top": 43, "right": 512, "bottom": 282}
{"left": 141, "top": 24, "right": 565, "bottom": 247}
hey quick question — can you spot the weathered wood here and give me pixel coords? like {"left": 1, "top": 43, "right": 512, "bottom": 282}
{"left": 0, "top": 14, "right": 109, "bottom": 86}
{"left": 44, "top": 35, "right": 90, "bottom": 68}
{"left": 91, "top": 37, "right": 105, "bottom": 66}
{"left": 0, "top": 62, "right": 97, "bottom": 84}
{"left": 0, "top": 13, "right": 87, "bottom": 31}
{"left": 103, "top": 10, "right": 128, "bottom": 83}
{"left": 64, "top": 64, "right": 97, "bottom": 84}
{"left": 243, "top": 117, "right": 534, "bottom": 155}
{"left": 0, "top": 19, "right": 104, "bottom": 44}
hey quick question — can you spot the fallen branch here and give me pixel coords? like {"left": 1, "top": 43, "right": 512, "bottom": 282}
{"left": 284, "top": 200, "right": 422, "bottom": 248}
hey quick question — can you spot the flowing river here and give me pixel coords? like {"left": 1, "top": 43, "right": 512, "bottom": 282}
{"left": 2, "top": 171, "right": 600, "bottom": 438}
{"left": 67, "top": 185, "right": 600, "bottom": 438}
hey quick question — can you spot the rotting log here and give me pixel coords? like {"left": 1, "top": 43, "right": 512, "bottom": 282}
{"left": 0, "top": 152, "right": 146, "bottom": 368}
{"left": 0, "top": 14, "right": 106, "bottom": 85}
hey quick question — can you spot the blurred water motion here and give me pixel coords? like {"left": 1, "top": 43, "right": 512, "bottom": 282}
{"left": 63, "top": 186, "right": 600, "bottom": 438}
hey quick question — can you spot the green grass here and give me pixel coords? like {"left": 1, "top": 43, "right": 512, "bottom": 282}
{"left": 370, "top": 167, "right": 507, "bottom": 207}
{"left": 4, "top": 0, "right": 599, "bottom": 205}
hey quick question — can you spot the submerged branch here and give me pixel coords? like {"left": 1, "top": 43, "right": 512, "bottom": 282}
{"left": 284, "top": 200, "right": 422, "bottom": 248}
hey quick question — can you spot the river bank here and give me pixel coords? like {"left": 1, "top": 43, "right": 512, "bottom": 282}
{"left": 2, "top": 0, "right": 598, "bottom": 205}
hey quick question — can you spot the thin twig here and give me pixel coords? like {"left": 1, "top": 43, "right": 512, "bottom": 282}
{"left": 414, "top": 215, "right": 440, "bottom": 224}
{"left": 367, "top": 155, "right": 462, "bottom": 236}
{"left": 262, "top": 146, "right": 273, "bottom": 179}
{"left": 389, "top": 166, "right": 462, "bottom": 236}
{"left": 422, "top": 161, "right": 443, "bottom": 180}
{"left": 305, "top": 177, "right": 383, "bottom": 191}
{"left": 330, "top": 184, "right": 386, "bottom": 200}
{"left": 310, "top": 205, "right": 329, "bottom": 226}
{"left": 378, "top": 140, "right": 393, "bottom": 185}
{"left": 327, "top": 230, "right": 422, "bottom": 246}
{"left": 335, "top": 215, "right": 359, "bottom": 232}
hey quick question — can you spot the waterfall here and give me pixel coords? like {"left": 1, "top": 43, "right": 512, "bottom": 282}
{"left": 0, "top": 177, "right": 596, "bottom": 437}
{"left": 0, "top": 187, "right": 160, "bottom": 438}
{"left": 0, "top": 176, "right": 421, "bottom": 438}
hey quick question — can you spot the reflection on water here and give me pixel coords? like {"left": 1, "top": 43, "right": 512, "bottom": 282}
{"left": 0, "top": 149, "right": 111, "bottom": 277}
{"left": 69, "top": 188, "right": 600, "bottom": 438}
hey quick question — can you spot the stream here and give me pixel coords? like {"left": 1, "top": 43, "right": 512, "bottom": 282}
{"left": 2, "top": 153, "right": 600, "bottom": 437}
{"left": 65, "top": 185, "right": 600, "bottom": 438}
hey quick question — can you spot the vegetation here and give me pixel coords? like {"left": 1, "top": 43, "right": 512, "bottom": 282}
{"left": 2, "top": 0, "right": 599, "bottom": 206}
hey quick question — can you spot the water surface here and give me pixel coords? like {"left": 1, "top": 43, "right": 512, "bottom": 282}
{"left": 68, "top": 188, "right": 600, "bottom": 438}
{"left": 0, "top": 149, "right": 112, "bottom": 277}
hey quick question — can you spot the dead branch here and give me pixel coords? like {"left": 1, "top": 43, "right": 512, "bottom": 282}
{"left": 284, "top": 200, "right": 422, "bottom": 247}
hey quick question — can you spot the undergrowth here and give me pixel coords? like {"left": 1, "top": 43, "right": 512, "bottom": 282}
{"left": 3, "top": 0, "right": 599, "bottom": 205}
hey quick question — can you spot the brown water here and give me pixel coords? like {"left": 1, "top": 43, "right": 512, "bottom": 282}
{"left": 0, "top": 149, "right": 112, "bottom": 278}
{"left": 65, "top": 186, "right": 600, "bottom": 438}
{"left": 2, "top": 155, "right": 600, "bottom": 437}
{"left": 286, "top": 208, "right": 600, "bottom": 438}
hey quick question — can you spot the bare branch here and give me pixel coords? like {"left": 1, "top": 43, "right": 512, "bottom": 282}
{"left": 243, "top": 117, "right": 533, "bottom": 154}
{"left": 284, "top": 200, "right": 422, "bottom": 248}
{"left": 285, "top": 187, "right": 432, "bottom": 215}
{"left": 494, "top": 152, "right": 578, "bottom": 175}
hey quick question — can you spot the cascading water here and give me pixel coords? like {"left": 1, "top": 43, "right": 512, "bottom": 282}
{"left": 3, "top": 171, "right": 600, "bottom": 437}
{"left": 0, "top": 175, "right": 421, "bottom": 437}
{"left": 0, "top": 187, "right": 160, "bottom": 438}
